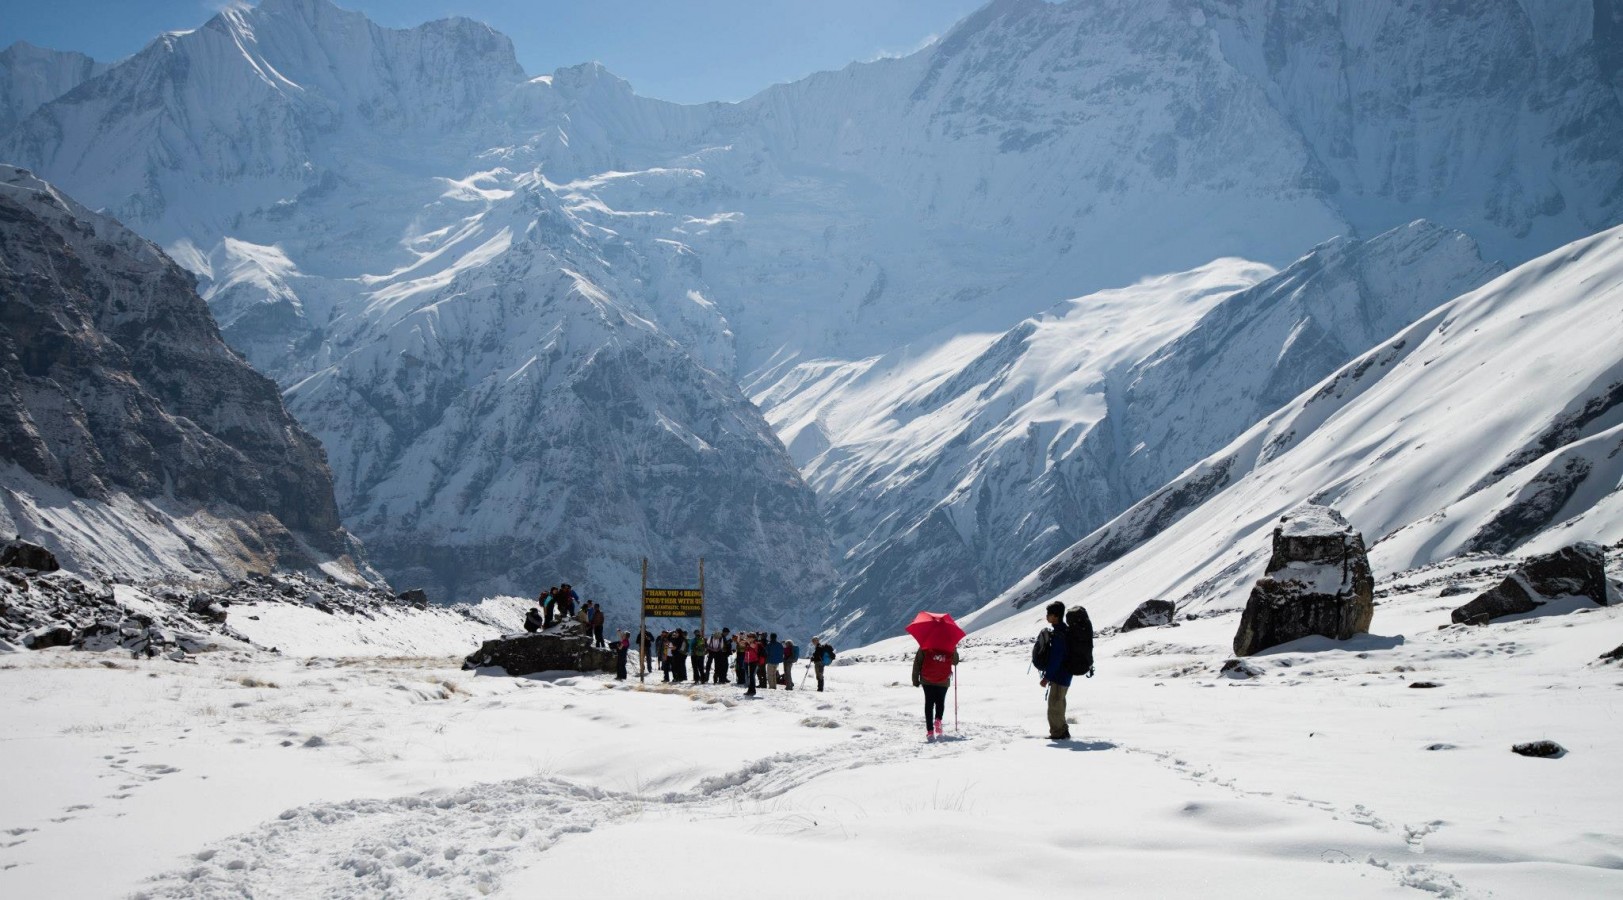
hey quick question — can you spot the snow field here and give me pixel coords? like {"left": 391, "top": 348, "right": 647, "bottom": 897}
{"left": 4, "top": 560, "right": 1621, "bottom": 898}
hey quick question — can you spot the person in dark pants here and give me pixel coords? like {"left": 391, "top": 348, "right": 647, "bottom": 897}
{"left": 658, "top": 630, "right": 672, "bottom": 682}
{"left": 1040, "top": 601, "right": 1073, "bottom": 740}
{"left": 638, "top": 628, "right": 653, "bottom": 677}
{"left": 691, "top": 630, "right": 707, "bottom": 682}
{"left": 713, "top": 628, "right": 732, "bottom": 683}
{"left": 589, "top": 603, "right": 606, "bottom": 648}
{"left": 781, "top": 640, "right": 797, "bottom": 690}
{"left": 613, "top": 631, "right": 630, "bottom": 681}
{"left": 741, "top": 634, "right": 760, "bottom": 696}
{"left": 673, "top": 629, "right": 690, "bottom": 682}
{"left": 541, "top": 586, "right": 557, "bottom": 628}
{"left": 734, "top": 633, "right": 747, "bottom": 684}
{"left": 809, "top": 638, "right": 835, "bottom": 691}
{"left": 912, "top": 644, "right": 959, "bottom": 741}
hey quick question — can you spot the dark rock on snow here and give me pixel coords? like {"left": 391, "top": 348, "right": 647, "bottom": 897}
{"left": 1512, "top": 740, "right": 1566, "bottom": 758}
{"left": 1, "top": 539, "right": 59, "bottom": 572}
{"left": 1599, "top": 643, "right": 1623, "bottom": 664}
{"left": 463, "top": 620, "right": 615, "bottom": 676}
{"left": 1233, "top": 505, "right": 1375, "bottom": 656}
{"left": 1220, "top": 659, "right": 1264, "bottom": 679}
{"left": 1450, "top": 543, "right": 1611, "bottom": 625}
{"left": 1121, "top": 599, "right": 1177, "bottom": 632}
{"left": 397, "top": 589, "right": 429, "bottom": 609}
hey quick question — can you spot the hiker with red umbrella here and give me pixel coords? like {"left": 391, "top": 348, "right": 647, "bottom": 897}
{"left": 907, "top": 611, "right": 964, "bottom": 741}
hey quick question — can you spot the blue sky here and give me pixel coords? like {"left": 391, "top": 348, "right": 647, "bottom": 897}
{"left": 0, "top": 0, "right": 990, "bottom": 104}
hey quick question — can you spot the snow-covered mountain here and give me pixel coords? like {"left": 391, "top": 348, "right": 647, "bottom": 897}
{"left": 771, "top": 221, "right": 1502, "bottom": 643}
{"left": 1, "top": 0, "right": 1619, "bottom": 632}
{"left": 0, "top": 42, "right": 104, "bottom": 134}
{"left": 968, "top": 222, "right": 1623, "bottom": 633}
{"left": 0, "top": 166, "right": 367, "bottom": 584}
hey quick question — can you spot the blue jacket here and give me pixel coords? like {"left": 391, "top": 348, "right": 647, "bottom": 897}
{"left": 766, "top": 641, "right": 784, "bottom": 664}
{"left": 1044, "top": 626, "right": 1074, "bottom": 687}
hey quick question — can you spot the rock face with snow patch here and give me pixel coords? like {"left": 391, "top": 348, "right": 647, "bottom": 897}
{"left": 1233, "top": 506, "right": 1374, "bottom": 656}
{"left": 463, "top": 620, "right": 615, "bottom": 676}
{"left": 0, "top": 166, "right": 366, "bottom": 582}
{"left": 1450, "top": 543, "right": 1611, "bottom": 625}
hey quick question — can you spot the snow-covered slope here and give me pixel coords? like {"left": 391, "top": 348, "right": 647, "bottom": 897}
{"left": 0, "top": 166, "right": 368, "bottom": 584}
{"left": 0, "top": 42, "right": 104, "bottom": 135}
{"left": 783, "top": 222, "right": 1499, "bottom": 643}
{"left": 969, "top": 223, "right": 1623, "bottom": 633}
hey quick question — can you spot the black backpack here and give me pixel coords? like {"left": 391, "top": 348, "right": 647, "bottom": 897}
{"left": 1065, "top": 606, "right": 1095, "bottom": 677}
{"left": 1031, "top": 607, "right": 1096, "bottom": 677}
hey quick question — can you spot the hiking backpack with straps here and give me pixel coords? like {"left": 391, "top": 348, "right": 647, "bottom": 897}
{"left": 919, "top": 649, "right": 954, "bottom": 683}
{"left": 1031, "top": 606, "right": 1096, "bottom": 677}
{"left": 1065, "top": 606, "right": 1095, "bottom": 677}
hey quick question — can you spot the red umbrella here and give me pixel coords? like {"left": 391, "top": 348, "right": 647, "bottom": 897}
{"left": 906, "top": 611, "right": 966, "bottom": 650}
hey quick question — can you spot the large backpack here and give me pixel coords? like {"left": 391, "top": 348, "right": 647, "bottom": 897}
{"left": 1065, "top": 606, "right": 1095, "bottom": 677}
{"left": 919, "top": 649, "right": 954, "bottom": 684}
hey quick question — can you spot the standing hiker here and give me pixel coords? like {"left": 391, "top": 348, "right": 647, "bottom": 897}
{"left": 765, "top": 634, "right": 784, "bottom": 689}
{"left": 614, "top": 631, "right": 631, "bottom": 681}
{"left": 809, "top": 638, "right": 835, "bottom": 692}
{"left": 741, "top": 634, "right": 760, "bottom": 696}
{"left": 691, "top": 629, "right": 707, "bottom": 682}
{"left": 658, "top": 630, "right": 673, "bottom": 683}
{"left": 638, "top": 627, "right": 653, "bottom": 676}
{"left": 781, "top": 640, "right": 797, "bottom": 690}
{"left": 1037, "top": 601, "right": 1073, "bottom": 741}
{"left": 541, "top": 586, "right": 557, "bottom": 628}
{"left": 589, "top": 602, "right": 607, "bottom": 647}
{"left": 673, "top": 629, "right": 690, "bottom": 682}
{"left": 733, "top": 633, "right": 747, "bottom": 684}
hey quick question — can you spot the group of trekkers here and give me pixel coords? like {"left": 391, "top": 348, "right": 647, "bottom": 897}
{"left": 523, "top": 580, "right": 1093, "bottom": 744}
{"left": 524, "top": 583, "right": 609, "bottom": 648}
{"left": 630, "top": 628, "right": 837, "bottom": 695}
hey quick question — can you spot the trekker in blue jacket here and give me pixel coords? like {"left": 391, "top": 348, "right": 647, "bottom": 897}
{"left": 1040, "top": 601, "right": 1073, "bottom": 740}
{"left": 765, "top": 634, "right": 785, "bottom": 689}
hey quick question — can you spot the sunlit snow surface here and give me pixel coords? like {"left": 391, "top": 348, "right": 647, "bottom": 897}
{"left": 1, "top": 555, "right": 1620, "bottom": 898}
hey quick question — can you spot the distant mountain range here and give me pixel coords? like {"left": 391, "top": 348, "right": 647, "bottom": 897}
{"left": 1, "top": 0, "right": 1618, "bottom": 640}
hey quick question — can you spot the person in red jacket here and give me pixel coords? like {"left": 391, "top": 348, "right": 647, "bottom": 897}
{"left": 912, "top": 645, "right": 958, "bottom": 740}
{"left": 741, "top": 634, "right": 761, "bottom": 697}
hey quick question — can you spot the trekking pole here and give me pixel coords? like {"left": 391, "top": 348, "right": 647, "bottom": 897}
{"left": 953, "top": 663, "right": 959, "bottom": 734}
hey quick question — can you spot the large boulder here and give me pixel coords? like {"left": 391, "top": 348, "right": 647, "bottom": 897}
{"left": 1233, "top": 505, "right": 1375, "bottom": 656}
{"left": 462, "top": 620, "right": 615, "bottom": 676}
{"left": 1121, "top": 599, "right": 1176, "bottom": 632}
{"left": 1, "top": 539, "right": 59, "bottom": 572}
{"left": 1451, "top": 543, "right": 1611, "bottom": 625}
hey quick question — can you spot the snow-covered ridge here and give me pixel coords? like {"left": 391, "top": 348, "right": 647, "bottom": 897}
{"left": 971, "top": 222, "right": 1623, "bottom": 633}
{"left": 795, "top": 221, "right": 1500, "bottom": 644}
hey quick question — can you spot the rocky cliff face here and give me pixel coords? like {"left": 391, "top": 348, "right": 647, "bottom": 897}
{"left": 0, "top": 165, "right": 364, "bottom": 582}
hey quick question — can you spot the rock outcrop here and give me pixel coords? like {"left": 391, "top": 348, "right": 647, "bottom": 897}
{"left": 0, "top": 166, "right": 368, "bottom": 582}
{"left": 1121, "top": 599, "right": 1176, "bottom": 632}
{"left": 1233, "top": 506, "right": 1374, "bottom": 656}
{"left": 1450, "top": 543, "right": 1612, "bottom": 625}
{"left": 462, "top": 620, "right": 615, "bottom": 676}
{"left": 1, "top": 538, "right": 58, "bottom": 572}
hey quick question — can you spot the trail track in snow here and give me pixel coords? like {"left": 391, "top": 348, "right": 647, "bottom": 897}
{"left": 130, "top": 684, "right": 1022, "bottom": 899}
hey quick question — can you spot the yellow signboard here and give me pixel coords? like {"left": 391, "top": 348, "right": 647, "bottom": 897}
{"left": 642, "top": 587, "right": 703, "bottom": 618}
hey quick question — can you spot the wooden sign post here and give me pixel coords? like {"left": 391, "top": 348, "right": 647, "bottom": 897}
{"left": 638, "top": 557, "right": 705, "bottom": 681}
